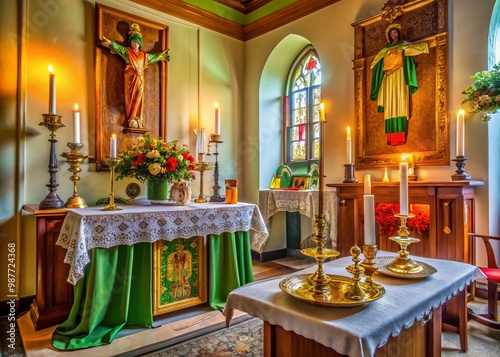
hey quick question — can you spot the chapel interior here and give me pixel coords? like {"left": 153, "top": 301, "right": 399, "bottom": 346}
{"left": 1, "top": 0, "right": 500, "bottom": 356}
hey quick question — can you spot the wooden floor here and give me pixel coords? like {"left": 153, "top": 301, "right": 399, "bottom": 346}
{"left": 18, "top": 258, "right": 305, "bottom": 357}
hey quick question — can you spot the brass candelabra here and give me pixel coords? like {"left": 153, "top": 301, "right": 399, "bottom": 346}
{"left": 387, "top": 214, "right": 422, "bottom": 274}
{"left": 193, "top": 160, "right": 214, "bottom": 203}
{"left": 61, "top": 142, "right": 89, "bottom": 208}
{"left": 39, "top": 114, "right": 66, "bottom": 209}
{"left": 102, "top": 157, "right": 122, "bottom": 211}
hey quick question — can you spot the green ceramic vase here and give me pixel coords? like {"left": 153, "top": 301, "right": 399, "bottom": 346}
{"left": 147, "top": 180, "right": 169, "bottom": 201}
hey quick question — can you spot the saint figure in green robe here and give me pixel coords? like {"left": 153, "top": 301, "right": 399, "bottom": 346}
{"left": 370, "top": 23, "right": 428, "bottom": 146}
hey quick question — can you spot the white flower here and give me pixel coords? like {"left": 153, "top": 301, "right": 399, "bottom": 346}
{"left": 177, "top": 154, "right": 184, "bottom": 161}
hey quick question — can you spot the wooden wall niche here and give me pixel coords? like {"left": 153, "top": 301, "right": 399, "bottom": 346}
{"left": 95, "top": 3, "right": 168, "bottom": 170}
{"left": 352, "top": 0, "right": 449, "bottom": 169}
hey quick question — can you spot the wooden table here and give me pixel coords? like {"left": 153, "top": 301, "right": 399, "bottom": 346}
{"left": 224, "top": 253, "right": 480, "bottom": 356}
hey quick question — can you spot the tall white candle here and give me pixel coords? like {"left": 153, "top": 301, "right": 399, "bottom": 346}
{"left": 48, "top": 65, "right": 56, "bottom": 114}
{"left": 214, "top": 102, "right": 220, "bottom": 135}
{"left": 346, "top": 126, "right": 352, "bottom": 164}
{"left": 364, "top": 194, "right": 376, "bottom": 245}
{"left": 110, "top": 134, "right": 117, "bottom": 158}
{"left": 364, "top": 174, "right": 371, "bottom": 195}
{"left": 72, "top": 103, "right": 81, "bottom": 143}
{"left": 399, "top": 162, "right": 408, "bottom": 215}
{"left": 456, "top": 109, "right": 465, "bottom": 157}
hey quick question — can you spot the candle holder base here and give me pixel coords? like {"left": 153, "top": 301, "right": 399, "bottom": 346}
{"left": 451, "top": 156, "right": 471, "bottom": 181}
{"left": 39, "top": 193, "right": 65, "bottom": 210}
{"left": 343, "top": 164, "right": 358, "bottom": 183}
{"left": 65, "top": 195, "right": 88, "bottom": 209}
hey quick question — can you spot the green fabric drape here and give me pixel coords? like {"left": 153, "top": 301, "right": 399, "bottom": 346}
{"left": 208, "top": 231, "right": 254, "bottom": 309}
{"left": 52, "top": 242, "right": 152, "bottom": 350}
{"left": 52, "top": 231, "right": 254, "bottom": 350}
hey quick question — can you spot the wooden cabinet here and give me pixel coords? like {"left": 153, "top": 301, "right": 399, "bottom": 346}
{"left": 23, "top": 205, "right": 72, "bottom": 330}
{"left": 326, "top": 181, "right": 484, "bottom": 262}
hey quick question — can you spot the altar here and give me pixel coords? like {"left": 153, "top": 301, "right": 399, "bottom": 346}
{"left": 224, "top": 253, "right": 480, "bottom": 357}
{"left": 45, "top": 202, "right": 268, "bottom": 350}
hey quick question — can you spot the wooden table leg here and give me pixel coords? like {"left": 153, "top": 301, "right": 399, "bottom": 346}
{"left": 442, "top": 288, "right": 468, "bottom": 352}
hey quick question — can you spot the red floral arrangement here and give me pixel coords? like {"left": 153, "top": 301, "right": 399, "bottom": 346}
{"left": 374, "top": 203, "right": 430, "bottom": 236}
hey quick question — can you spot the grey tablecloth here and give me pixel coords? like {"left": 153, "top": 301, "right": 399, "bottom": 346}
{"left": 224, "top": 252, "right": 482, "bottom": 357}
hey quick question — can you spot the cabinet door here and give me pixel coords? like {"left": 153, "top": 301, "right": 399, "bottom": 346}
{"left": 31, "top": 213, "right": 73, "bottom": 330}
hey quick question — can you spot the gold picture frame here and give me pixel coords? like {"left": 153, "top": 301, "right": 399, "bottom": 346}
{"left": 95, "top": 3, "right": 168, "bottom": 170}
{"left": 352, "top": 0, "right": 449, "bottom": 169}
{"left": 153, "top": 236, "right": 207, "bottom": 315}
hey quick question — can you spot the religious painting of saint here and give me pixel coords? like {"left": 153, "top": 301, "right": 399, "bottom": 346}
{"left": 370, "top": 23, "right": 428, "bottom": 146}
{"left": 153, "top": 236, "right": 207, "bottom": 315}
{"left": 352, "top": 0, "right": 449, "bottom": 169}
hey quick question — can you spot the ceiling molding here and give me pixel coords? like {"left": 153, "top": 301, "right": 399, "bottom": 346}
{"left": 132, "top": 0, "right": 340, "bottom": 41}
{"left": 132, "top": 0, "right": 245, "bottom": 40}
{"left": 214, "top": 0, "right": 272, "bottom": 15}
{"left": 244, "top": 0, "right": 340, "bottom": 40}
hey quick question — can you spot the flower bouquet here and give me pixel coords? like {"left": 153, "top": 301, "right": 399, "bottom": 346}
{"left": 461, "top": 63, "right": 500, "bottom": 123}
{"left": 116, "top": 133, "right": 196, "bottom": 185}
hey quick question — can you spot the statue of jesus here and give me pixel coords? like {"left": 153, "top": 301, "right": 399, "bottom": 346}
{"left": 101, "top": 23, "right": 170, "bottom": 130}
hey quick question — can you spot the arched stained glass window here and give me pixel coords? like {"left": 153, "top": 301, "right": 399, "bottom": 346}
{"left": 284, "top": 45, "right": 321, "bottom": 162}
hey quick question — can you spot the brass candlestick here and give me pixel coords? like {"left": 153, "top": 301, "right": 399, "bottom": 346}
{"left": 102, "top": 157, "right": 122, "bottom": 211}
{"left": 387, "top": 214, "right": 422, "bottom": 273}
{"left": 361, "top": 244, "right": 379, "bottom": 284}
{"left": 61, "top": 142, "right": 89, "bottom": 208}
{"left": 39, "top": 114, "right": 65, "bottom": 209}
{"left": 302, "top": 214, "right": 340, "bottom": 295}
{"left": 193, "top": 161, "right": 214, "bottom": 203}
{"left": 345, "top": 245, "right": 367, "bottom": 300}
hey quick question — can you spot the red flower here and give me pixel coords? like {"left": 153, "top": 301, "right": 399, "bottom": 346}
{"left": 165, "top": 157, "right": 179, "bottom": 172}
{"left": 182, "top": 153, "right": 195, "bottom": 163}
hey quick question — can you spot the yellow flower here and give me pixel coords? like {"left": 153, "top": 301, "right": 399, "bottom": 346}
{"left": 148, "top": 163, "right": 162, "bottom": 175}
{"left": 146, "top": 150, "right": 160, "bottom": 159}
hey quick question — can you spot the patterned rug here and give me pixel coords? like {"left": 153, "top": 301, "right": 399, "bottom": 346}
{"left": 140, "top": 317, "right": 263, "bottom": 357}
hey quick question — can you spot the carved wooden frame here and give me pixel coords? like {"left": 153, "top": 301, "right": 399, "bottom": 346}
{"left": 352, "top": 0, "right": 449, "bottom": 169}
{"left": 95, "top": 3, "right": 168, "bottom": 170}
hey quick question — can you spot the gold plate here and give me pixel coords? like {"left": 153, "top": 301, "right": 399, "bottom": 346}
{"left": 375, "top": 256, "right": 437, "bottom": 279}
{"left": 279, "top": 274, "right": 385, "bottom": 307}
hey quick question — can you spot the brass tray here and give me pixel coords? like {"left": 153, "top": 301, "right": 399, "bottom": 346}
{"left": 279, "top": 274, "right": 385, "bottom": 307}
{"left": 375, "top": 256, "right": 437, "bottom": 279}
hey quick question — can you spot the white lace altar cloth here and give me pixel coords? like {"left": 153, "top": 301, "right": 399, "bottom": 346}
{"left": 258, "top": 189, "right": 337, "bottom": 248}
{"left": 56, "top": 202, "right": 268, "bottom": 285}
{"left": 225, "top": 252, "right": 482, "bottom": 357}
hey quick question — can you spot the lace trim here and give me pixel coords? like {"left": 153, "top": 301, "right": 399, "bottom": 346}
{"left": 57, "top": 203, "right": 268, "bottom": 285}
